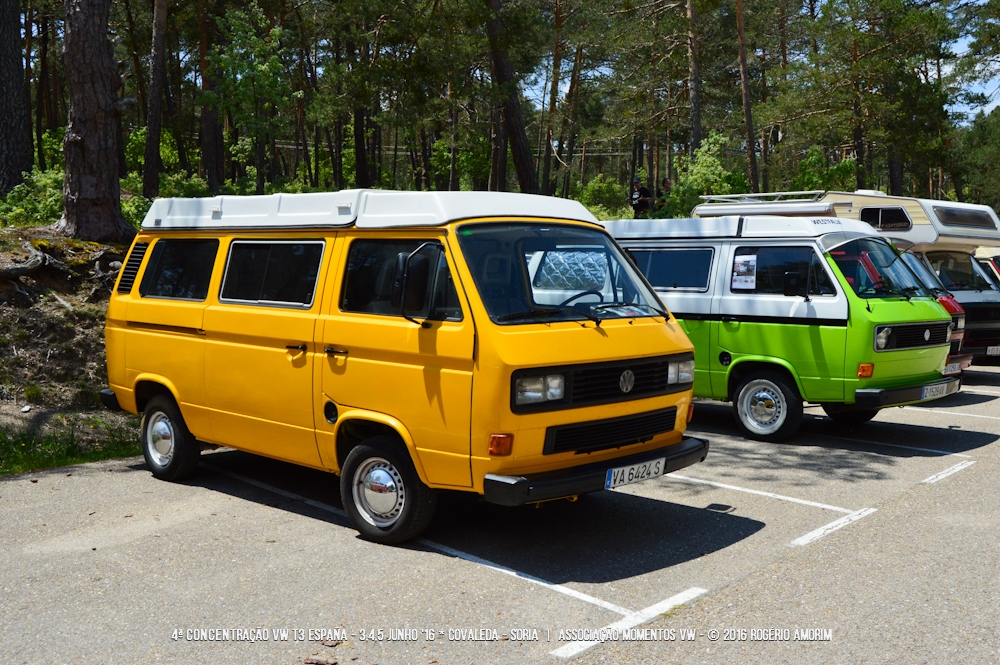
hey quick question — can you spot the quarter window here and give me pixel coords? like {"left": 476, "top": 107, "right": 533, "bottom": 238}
{"left": 630, "top": 248, "right": 714, "bottom": 290}
{"left": 220, "top": 240, "right": 324, "bottom": 307}
{"left": 139, "top": 239, "right": 219, "bottom": 301}
{"left": 859, "top": 206, "right": 913, "bottom": 231}
{"left": 731, "top": 246, "right": 835, "bottom": 296}
{"left": 341, "top": 239, "right": 462, "bottom": 321}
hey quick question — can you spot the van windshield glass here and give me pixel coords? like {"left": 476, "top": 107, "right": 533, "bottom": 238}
{"left": 456, "top": 223, "right": 662, "bottom": 325}
{"left": 900, "top": 252, "right": 946, "bottom": 294}
{"left": 829, "top": 238, "right": 929, "bottom": 299}
{"left": 925, "top": 251, "right": 999, "bottom": 292}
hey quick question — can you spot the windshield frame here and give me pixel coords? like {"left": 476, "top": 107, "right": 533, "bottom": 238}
{"left": 455, "top": 221, "right": 666, "bottom": 326}
{"left": 828, "top": 237, "right": 932, "bottom": 300}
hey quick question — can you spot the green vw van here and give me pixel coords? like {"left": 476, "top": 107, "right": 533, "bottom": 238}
{"left": 602, "top": 215, "right": 959, "bottom": 441}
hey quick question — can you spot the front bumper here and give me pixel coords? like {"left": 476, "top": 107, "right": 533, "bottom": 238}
{"left": 853, "top": 376, "right": 961, "bottom": 409}
{"left": 483, "top": 435, "right": 709, "bottom": 506}
{"left": 944, "top": 353, "right": 974, "bottom": 376}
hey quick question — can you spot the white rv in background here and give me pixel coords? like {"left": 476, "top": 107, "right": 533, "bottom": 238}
{"left": 694, "top": 191, "right": 1000, "bottom": 360}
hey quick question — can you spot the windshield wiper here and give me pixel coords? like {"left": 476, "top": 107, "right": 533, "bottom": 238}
{"left": 496, "top": 306, "right": 602, "bottom": 325}
{"left": 592, "top": 301, "right": 671, "bottom": 319}
{"left": 878, "top": 285, "right": 920, "bottom": 300}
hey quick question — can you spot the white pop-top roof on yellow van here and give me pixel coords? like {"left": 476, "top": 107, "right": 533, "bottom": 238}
{"left": 140, "top": 189, "right": 599, "bottom": 230}
{"left": 601, "top": 215, "right": 879, "bottom": 246}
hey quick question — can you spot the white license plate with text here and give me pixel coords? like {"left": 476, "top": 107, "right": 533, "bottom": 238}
{"left": 922, "top": 384, "right": 948, "bottom": 400}
{"left": 987, "top": 346, "right": 1000, "bottom": 356}
{"left": 605, "top": 457, "right": 666, "bottom": 489}
{"left": 944, "top": 362, "right": 961, "bottom": 375}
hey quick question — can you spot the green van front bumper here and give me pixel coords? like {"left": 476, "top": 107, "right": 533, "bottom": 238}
{"left": 854, "top": 377, "right": 961, "bottom": 409}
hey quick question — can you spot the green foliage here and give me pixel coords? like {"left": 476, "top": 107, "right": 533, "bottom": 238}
{"left": 962, "top": 107, "right": 1000, "bottom": 209}
{"left": 0, "top": 168, "right": 65, "bottom": 226}
{"left": 125, "top": 127, "right": 181, "bottom": 174}
{"left": 653, "top": 133, "right": 748, "bottom": 218}
{"left": 0, "top": 418, "right": 141, "bottom": 476}
{"left": 790, "top": 148, "right": 857, "bottom": 192}
{"left": 578, "top": 174, "right": 628, "bottom": 210}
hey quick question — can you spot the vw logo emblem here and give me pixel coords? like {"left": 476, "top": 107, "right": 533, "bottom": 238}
{"left": 619, "top": 369, "right": 635, "bottom": 393}
{"left": 924, "top": 329, "right": 931, "bottom": 342}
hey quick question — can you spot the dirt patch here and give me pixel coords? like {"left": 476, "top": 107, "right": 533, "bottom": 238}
{"left": 0, "top": 226, "right": 127, "bottom": 409}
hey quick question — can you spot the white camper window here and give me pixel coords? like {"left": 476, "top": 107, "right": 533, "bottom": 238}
{"left": 933, "top": 206, "right": 996, "bottom": 230}
{"left": 859, "top": 206, "right": 912, "bottom": 231}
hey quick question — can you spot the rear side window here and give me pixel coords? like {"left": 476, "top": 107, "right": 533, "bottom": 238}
{"left": 630, "top": 248, "right": 714, "bottom": 290}
{"left": 220, "top": 241, "right": 324, "bottom": 307}
{"left": 341, "top": 239, "right": 462, "bottom": 320}
{"left": 933, "top": 206, "right": 997, "bottom": 229}
{"left": 731, "top": 246, "right": 835, "bottom": 296}
{"left": 859, "top": 207, "right": 912, "bottom": 231}
{"left": 139, "top": 239, "right": 219, "bottom": 301}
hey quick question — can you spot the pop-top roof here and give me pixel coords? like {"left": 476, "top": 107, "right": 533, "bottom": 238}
{"left": 140, "top": 189, "right": 599, "bottom": 230}
{"left": 600, "top": 215, "right": 879, "bottom": 242}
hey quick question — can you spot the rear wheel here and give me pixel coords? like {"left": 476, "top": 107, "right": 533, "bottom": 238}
{"left": 140, "top": 394, "right": 201, "bottom": 481}
{"left": 340, "top": 436, "right": 436, "bottom": 544}
{"left": 823, "top": 406, "right": 879, "bottom": 425}
{"left": 732, "top": 371, "right": 803, "bottom": 442}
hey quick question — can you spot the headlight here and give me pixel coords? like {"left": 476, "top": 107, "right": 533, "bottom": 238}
{"left": 667, "top": 360, "right": 695, "bottom": 384}
{"left": 955, "top": 316, "right": 965, "bottom": 330}
{"left": 876, "top": 327, "right": 892, "bottom": 350}
{"left": 515, "top": 374, "right": 565, "bottom": 405}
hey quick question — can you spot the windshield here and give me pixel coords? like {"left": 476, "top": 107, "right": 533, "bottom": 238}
{"left": 900, "top": 252, "right": 946, "bottom": 293}
{"left": 456, "top": 223, "right": 663, "bottom": 325}
{"left": 829, "top": 238, "right": 930, "bottom": 299}
{"left": 926, "top": 251, "right": 999, "bottom": 292}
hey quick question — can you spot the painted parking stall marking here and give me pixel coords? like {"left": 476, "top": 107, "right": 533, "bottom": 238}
{"left": 921, "top": 460, "right": 977, "bottom": 484}
{"left": 789, "top": 508, "right": 878, "bottom": 547}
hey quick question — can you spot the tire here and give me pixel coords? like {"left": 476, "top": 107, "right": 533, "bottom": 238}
{"left": 823, "top": 406, "right": 879, "bottom": 425}
{"left": 339, "top": 436, "right": 436, "bottom": 545}
{"left": 140, "top": 394, "right": 201, "bottom": 481}
{"left": 732, "top": 371, "right": 803, "bottom": 442}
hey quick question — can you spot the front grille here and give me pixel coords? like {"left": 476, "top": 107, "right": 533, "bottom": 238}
{"left": 963, "top": 304, "right": 1000, "bottom": 324}
{"left": 117, "top": 242, "right": 149, "bottom": 293}
{"left": 878, "top": 322, "right": 950, "bottom": 350}
{"left": 511, "top": 353, "right": 693, "bottom": 413}
{"left": 544, "top": 407, "right": 678, "bottom": 455}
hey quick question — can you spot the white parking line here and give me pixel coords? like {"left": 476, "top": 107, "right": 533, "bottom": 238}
{"left": 664, "top": 474, "right": 854, "bottom": 514}
{"left": 958, "top": 388, "right": 1000, "bottom": 397}
{"left": 203, "top": 463, "right": 632, "bottom": 617}
{"left": 550, "top": 587, "right": 708, "bottom": 658}
{"left": 903, "top": 407, "right": 1000, "bottom": 421}
{"left": 811, "top": 433, "right": 973, "bottom": 458}
{"left": 789, "top": 508, "right": 877, "bottom": 547}
{"left": 921, "top": 460, "right": 977, "bottom": 484}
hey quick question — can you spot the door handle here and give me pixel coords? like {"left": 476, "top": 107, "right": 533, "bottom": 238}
{"left": 324, "top": 346, "right": 349, "bottom": 356}
{"left": 285, "top": 344, "right": 307, "bottom": 352}
{"left": 721, "top": 316, "right": 738, "bottom": 322}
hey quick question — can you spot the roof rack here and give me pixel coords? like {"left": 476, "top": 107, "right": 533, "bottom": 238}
{"left": 698, "top": 191, "right": 827, "bottom": 204}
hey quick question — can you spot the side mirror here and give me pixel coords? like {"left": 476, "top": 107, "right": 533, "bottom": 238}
{"left": 783, "top": 271, "right": 803, "bottom": 297}
{"left": 391, "top": 251, "right": 431, "bottom": 313}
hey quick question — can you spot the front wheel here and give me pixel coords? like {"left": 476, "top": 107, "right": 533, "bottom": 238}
{"left": 340, "top": 436, "right": 436, "bottom": 544}
{"left": 732, "top": 371, "right": 803, "bottom": 442}
{"left": 823, "top": 406, "right": 879, "bottom": 425}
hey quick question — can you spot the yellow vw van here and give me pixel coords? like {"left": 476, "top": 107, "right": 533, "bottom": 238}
{"left": 101, "top": 190, "right": 708, "bottom": 543}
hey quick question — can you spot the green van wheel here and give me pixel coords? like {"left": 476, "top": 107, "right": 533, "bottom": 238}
{"left": 732, "top": 371, "right": 803, "bottom": 442}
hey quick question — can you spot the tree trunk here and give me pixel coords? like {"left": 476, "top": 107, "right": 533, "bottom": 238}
{"left": 57, "top": 0, "right": 135, "bottom": 242}
{"left": 167, "top": 38, "right": 191, "bottom": 175}
{"left": 484, "top": 0, "right": 537, "bottom": 194}
{"left": 142, "top": 0, "right": 168, "bottom": 198}
{"left": 354, "top": 108, "right": 370, "bottom": 188}
{"left": 198, "top": 6, "right": 223, "bottom": 194}
{"left": 122, "top": 0, "right": 147, "bottom": 122}
{"left": 686, "top": 0, "right": 702, "bottom": 153}
{"left": 852, "top": 38, "right": 865, "bottom": 190}
{"left": 23, "top": 0, "right": 34, "bottom": 167}
{"left": 0, "top": 0, "right": 32, "bottom": 194}
{"left": 888, "top": 145, "right": 903, "bottom": 196}
{"left": 735, "top": 0, "right": 758, "bottom": 193}
{"left": 541, "top": 0, "right": 563, "bottom": 196}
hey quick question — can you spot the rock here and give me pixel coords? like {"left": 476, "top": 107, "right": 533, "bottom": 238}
{"left": 21, "top": 405, "right": 31, "bottom": 413}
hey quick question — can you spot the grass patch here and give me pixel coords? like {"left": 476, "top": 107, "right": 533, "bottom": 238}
{"left": 0, "top": 416, "right": 141, "bottom": 476}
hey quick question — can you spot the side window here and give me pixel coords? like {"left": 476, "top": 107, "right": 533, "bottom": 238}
{"left": 341, "top": 239, "right": 463, "bottom": 321}
{"left": 731, "top": 246, "right": 835, "bottom": 296}
{"left": 220, "top": 240, "right": 324, "bottom": 307}
{"left": 630, "top": 248, "right": 714, "bottom": 291}
{"left": 139, "top": 239, "right": 219, "bottom": 301}
{"left": 859, "top": 207, "right": 912, "bottom": 231}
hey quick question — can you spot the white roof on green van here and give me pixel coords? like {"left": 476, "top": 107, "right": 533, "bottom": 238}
{"left": 600, "top": 215, "right": 879, "bottom": 240}
{"left": 139, "top": 189, "right": 599, "bottom": 230}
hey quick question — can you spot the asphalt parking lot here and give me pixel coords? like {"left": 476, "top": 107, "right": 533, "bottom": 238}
{"left": 4, "top": 367, "right": 1000, "bottom": 664}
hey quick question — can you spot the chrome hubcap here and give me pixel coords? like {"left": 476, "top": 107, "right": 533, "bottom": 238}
{"left": 739, "top": 380, "right": 786, "bottom": 435}
{"left": 146, "top": 413, "right": 175, "bottom": 467}
{"left": 352, "top": 458, "right": 405, "bottom": 528}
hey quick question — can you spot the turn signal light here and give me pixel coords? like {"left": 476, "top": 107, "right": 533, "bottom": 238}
{"left": 488, "top": 433, "right": 513, "bottom": 456}
{"left": 857, "top": 363, "right": 874, "bottom": 378}
{"left": 687, "top": 403, "right": 695, "bottom": 423}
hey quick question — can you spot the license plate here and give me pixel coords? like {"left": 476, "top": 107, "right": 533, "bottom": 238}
{"left": 987, "top": 346, "right": 1000, "bottom": 356}
{"left": 605, "top": 457, "right": 666, "bottom": 489}
{"left": 922, "top": 384, "right": 948, "bottom": 400}
{"left": 944, "top": 362, "right": 961, "bottom": 375}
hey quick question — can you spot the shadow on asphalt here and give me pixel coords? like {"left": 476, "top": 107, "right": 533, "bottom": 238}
{"left": 191, "top": 449, "right": 765, "bottom": 585}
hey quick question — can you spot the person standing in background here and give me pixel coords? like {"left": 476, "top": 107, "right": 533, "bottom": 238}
{"left": 655, "top": 178, "right": 671, "bottom": 211}
{"left": 630, "top": 176, "right": 651, "bottom": 218}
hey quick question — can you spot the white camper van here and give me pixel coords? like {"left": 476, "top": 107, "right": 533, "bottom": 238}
{"left": 694, "top": 191, "right": 1000, "bottom": 359}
